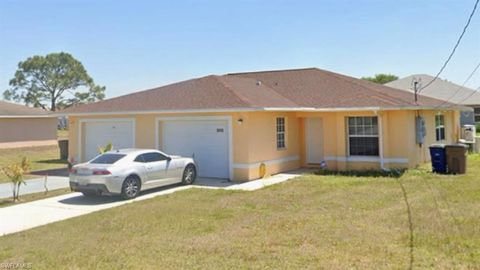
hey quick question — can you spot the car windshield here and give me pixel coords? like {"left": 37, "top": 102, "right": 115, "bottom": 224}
{"left": 90, "top": 154, "right": 126, "bottom": 164}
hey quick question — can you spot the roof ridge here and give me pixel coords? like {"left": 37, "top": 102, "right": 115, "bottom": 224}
{"left": 212, "top": 76, "right": 253, "bottom": 107}
{"left": 219, "top": 75, "right": 299, "bottom": 107}
{"left": 226, "top": 72, "right": 303, "bottom": 106}
{"left": 227, "top": 67, "right": 317, "bottom": 76}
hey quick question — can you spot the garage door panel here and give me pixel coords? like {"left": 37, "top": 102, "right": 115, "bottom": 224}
{"left": 162, "top": 120, "right": 229, "bottom": 179}
{"left": 84, "top": 121, "right": 134, "bottom": 161}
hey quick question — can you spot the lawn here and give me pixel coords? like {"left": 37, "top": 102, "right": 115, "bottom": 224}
{"left": 0, "top": 157, "right": 479, "bottom": 269}
{"left": 0, "top": 145, "right": 67, "bottom": 183}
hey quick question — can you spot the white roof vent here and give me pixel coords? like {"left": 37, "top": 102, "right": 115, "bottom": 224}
{"left": 256, "top": 80, "right": 262, "bottom": 86}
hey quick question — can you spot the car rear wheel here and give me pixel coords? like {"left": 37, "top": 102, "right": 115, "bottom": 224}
{"left": 182, "top": 164, "right": 196, "bottom": 185}
{"left": 121, "top": 176, "right": 141, "bottom": 199}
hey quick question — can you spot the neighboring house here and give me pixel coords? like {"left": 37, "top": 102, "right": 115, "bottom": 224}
{"left": 62, "top": 68, "right": 465, "bottom": 181}
{"left": 386, "top": 74, "right": 480, "bottom": 125}
{"left": 0, "top": 100, "right": 57, "bottom": 148}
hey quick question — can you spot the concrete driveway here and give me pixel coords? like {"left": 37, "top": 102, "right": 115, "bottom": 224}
{"left": 0, "top": 170, "right": 311, "bottom": 236}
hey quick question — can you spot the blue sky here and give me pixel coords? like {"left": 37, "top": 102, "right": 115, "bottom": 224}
{"left": 1, "top": 0, "right": 479, "bottom": 98}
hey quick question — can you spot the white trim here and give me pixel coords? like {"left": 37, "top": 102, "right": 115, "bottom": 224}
{"left": 324, "top": 156, "right": 408, "bottom": 164}
{"left": 57, "top": 105, "right": 468, "bottom": 117}
{"left": 233, "top": 155, "right": 300, "bottom": 169}
{"left": 77, "top": 118, "right": 136, "bottom": 162}
{"left": 346, "top": 116, "right": 380, "bottom": 156}
{"left": 378, "top": 113, "right": 385, "bottom": 169}
{"left": 155, "top": 116, "right": 234, "bottom": 180}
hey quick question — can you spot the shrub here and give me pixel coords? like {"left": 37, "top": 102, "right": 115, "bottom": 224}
{"left": 2, "top": 157, "right": 31, "bottom": 202}
{"left": 98, "top": 142, "right": 113, "bottom": 154}
{"left": 315, "top": 168, "right": 406, "bottom": 178}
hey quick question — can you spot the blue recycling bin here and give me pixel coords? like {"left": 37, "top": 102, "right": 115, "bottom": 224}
{"left": 429, "top": 144, "right": 447, "bottom": 173}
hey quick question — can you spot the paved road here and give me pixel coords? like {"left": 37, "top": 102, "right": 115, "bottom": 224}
{"left": 0, "top": 176, "right": 70, "bottom": 199}
{"left": 0, "top": 170, "right": 309, "bottom": 236}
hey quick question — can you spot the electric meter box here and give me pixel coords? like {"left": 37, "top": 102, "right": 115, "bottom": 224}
{"left": 416, "top": 116, "right": 426, "bottom": 144}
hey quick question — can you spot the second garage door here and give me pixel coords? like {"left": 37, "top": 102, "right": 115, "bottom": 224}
{"left": 162, "top": 120, "right": 230, "bottom": 179}
{"left": 84, "top": 120, "right": 135, "bottom": 161}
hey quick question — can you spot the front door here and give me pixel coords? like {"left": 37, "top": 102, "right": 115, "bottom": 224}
{"left": 305, "top": 118, "right": 324, "bottom": 164}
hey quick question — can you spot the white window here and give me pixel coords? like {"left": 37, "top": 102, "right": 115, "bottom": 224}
{"left": 435, "top": 115, "right": 445, "bottom": 141}
{"left": 474, "top": 107, "right": 480, "bottom": 123}
{"left": 276, "top": 117, "right": 286, "bottom": 149}
{"left": 347, "top": 116, "right": 379, "bottom": 156}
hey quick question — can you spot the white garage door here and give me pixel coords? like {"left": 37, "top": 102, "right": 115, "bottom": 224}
{"left": 84, "top": 120, "right": 135, "bottom": 161}
{"left": 162, "top": 120, "right": 229, "bottom": 179}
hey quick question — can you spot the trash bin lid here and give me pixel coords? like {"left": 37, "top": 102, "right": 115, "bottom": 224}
{"left": 429, "top": 144, "right": 446, "bottom": 149}
{"left": 446, "top": 143, "right": 468, "bottom": 149}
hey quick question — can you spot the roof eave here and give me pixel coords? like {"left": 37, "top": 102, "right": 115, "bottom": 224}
{"left": 0, "top": 114, "right": 57, "bottom": 118}
{"left": 56, "top": 105, "right": 468, "bottom": 117}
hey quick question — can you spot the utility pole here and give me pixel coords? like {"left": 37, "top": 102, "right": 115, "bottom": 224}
{"left": 413, "top": 81, "right": 419, "bottom": 104}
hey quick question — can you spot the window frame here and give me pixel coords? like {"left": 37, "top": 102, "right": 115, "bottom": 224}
{"left": 346, "top": 116, "right": 380, "bottom": 157}
{"left": 276, "top": 117, "right": 286, "bottom": 150}
{"left": 435, "top": 114, "right": 446, "bottom": 141}
{"left": 474, "top": 107, "right": 480, "bottom": 123}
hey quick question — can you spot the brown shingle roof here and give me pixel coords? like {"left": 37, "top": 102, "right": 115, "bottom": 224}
{"left": 229, "top": 68, "right": 448, "bottom": 108}
{"left": 0, "top": 100, "right": 51, "bottom": 116}
{"left": 63, "top": 67, "right": 460, "bottom": 114}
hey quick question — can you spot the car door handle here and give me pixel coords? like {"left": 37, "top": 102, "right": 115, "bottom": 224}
{"left": 147, "top": 166, "right": 153, "bottom": 170}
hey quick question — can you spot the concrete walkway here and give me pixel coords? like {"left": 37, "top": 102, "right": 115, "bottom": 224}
{"left": 0, "top": 169, "right": 313, "bottom": 236}
{"left": 0, "top": 176, "right": 70, "bottom": 199}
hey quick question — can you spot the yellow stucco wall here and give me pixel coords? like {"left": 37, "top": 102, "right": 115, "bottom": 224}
{"left": 297, "top": 109, "right": 459, "bottom": 171}
{"left": 68, "top": 109, "right": 460, "bottom": 181}
{"left": 68, "top": 112, "right": 299, "bottom": 181}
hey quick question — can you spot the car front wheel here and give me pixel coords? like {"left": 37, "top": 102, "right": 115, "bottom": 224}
{"left": 182, "top": 164, "right": 196, "bottom": 185}
{"left": 121, "top": 176, "right": 141, "bottom": 199}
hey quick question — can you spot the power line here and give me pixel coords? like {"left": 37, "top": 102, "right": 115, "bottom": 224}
{"left": 419, "top": 0, "right": 480, "bottom": 93}
{"left": 434, "top": 60, "right": 480, "bottom": 109}
{"left": 442, "top": 85, "right": 480, "bottom": 109}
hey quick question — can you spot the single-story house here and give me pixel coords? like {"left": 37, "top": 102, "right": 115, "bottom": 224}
{"left": 62, "top": 68, "right": 466, "bottom": 181}
{"left": 0, "top": 100, "right": 57, "bottom": 148}
{"left": 386, "top": 74, "right": 480, "bottom": 125}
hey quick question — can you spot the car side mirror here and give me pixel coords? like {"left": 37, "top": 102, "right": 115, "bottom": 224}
{"left": 166, "top": 156, "right": 172, "bottom": 162}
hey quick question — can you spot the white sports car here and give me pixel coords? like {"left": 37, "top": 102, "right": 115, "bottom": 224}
{"left": 69, "top": 149, "right": 196, "bottom": 199}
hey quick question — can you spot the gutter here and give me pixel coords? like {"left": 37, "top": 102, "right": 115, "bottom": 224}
{"left": 54, "top": 105, "right": 470, "bottom": 117}
{"left": 0, "top": 115, "right": 57, "bottom": 119}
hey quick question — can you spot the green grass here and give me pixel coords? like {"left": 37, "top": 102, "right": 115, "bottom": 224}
{"left": 0, "top": 157, "right": 479, "bottom": 269}
{"left": 0, "top": 188, "right": 71, "bottom": 208}
{"left": 0, "top": 145, "right": 67, "bottom": 183}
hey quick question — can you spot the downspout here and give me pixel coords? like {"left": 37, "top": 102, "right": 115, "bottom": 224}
{"left": 378, "top": 112, "right": 388, "bottom": 171}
